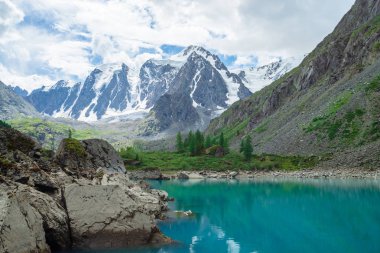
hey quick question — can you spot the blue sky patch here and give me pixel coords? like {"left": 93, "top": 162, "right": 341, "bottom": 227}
{"left": 160, "top": 44, "right": 185, "bottom": 55}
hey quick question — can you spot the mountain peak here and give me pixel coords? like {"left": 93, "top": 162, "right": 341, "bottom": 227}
{"left": 182, "top": 45, "right": 211, "bottom": 57}
{"left": 94, "top": 62, "right": 127, "bottom": 73}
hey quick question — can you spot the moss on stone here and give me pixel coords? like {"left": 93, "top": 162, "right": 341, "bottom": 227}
{"left": 63, "top": 138, "right": 87, "bottom": 158}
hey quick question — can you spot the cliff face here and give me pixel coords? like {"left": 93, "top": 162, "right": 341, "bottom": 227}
{"left": 0, "top": 127, "right": 171, "bottom": 252}
{"left": 206, "top": 0, "right": 380, "bottom": 167}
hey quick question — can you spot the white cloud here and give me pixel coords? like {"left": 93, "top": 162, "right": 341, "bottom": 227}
{"left": 0, "top": 0, "right": 24, "bottom": 35}
{"left": 0, "top": 63, "right": 53, "bottom": 91}
{"left": 0, "top": 0, "right": 355, "bottom": 90}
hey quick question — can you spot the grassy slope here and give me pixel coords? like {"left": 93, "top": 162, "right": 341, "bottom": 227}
{"left": 6, "top": 117, "right": 100, "bottom": 149}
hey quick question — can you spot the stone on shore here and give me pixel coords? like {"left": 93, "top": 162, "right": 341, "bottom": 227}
{"left": 64, "top": 178, "right": 170, "bottom": 250}
{"left": 0, "top": 181, "right": 71, "bottom": 253}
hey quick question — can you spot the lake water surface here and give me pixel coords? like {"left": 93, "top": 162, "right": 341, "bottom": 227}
{"left": 75, "top": 179, "right": 380, "bottom": 253}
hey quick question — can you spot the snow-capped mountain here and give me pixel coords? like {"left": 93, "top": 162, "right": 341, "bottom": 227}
{"left": 138, "top": 59, "right": 182, "bottom": 109}
{"left": 24, "top": 46, "right": 252, "bottom": 131}
{"left": 236, "top": 57, "right": 303, "bottom": 93}
{"left": 149, "top": 46, "right": 252, "bottom": 132}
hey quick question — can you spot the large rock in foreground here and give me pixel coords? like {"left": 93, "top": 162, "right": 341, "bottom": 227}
{"left": 64, "top": 174, "right": 170, "bottom": 250}
{"left": 0, "top": 181, "right": 70, "bottom": 253}
{"left": 55, "top": 138, "right": 125, "bottom": 177}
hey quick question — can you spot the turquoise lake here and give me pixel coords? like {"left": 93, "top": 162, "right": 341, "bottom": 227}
{"left": 74, "top": 179, "right": 380, "bottom": 253}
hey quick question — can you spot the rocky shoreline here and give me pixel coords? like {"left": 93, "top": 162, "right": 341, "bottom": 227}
{"left": 0, "top": 128, "right": 171, "bottom": 253}
{"left": 128, "top": 167, "right": 380, "bottom": 181}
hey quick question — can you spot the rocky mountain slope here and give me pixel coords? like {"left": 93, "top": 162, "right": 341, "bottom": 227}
{"left": 206, "top": 0, "right": 380, "bottom": 168}
{"left": 0, "top": 126, "right": 171, "bottom": 252}
{"left": 0, "top": 81, "right": 39, "bottom": 120}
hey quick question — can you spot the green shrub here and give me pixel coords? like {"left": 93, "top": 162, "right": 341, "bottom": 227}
{"left": 373, "top": 41, "right": 380, "bottom": 53}
{"left": 365, "top": 75, "right": 380, "bottom": 93}
{"left": 0, "top": 120, "right": 11, "bottom": 129}
{"left": 64, "top": 138, "right": 86, "bottom": 157}
{"left": 119, "top": 147, "right": 142, "bottom": 163}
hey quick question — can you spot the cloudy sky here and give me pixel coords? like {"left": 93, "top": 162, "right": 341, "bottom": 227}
{"left": 0, "top": 0, "right": 355, "bottom": 91}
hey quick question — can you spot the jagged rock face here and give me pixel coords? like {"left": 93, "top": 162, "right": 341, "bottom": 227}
{"left": 0, "top": 181, "right": 71, "bottom": 253}
{"left": 25, "top": 64, "right": 132, "bottom": 120}
{"left": 179, "top": 46, "right": 252, "bottom": 103}
{"left": 62, "top": 82, "right": 81, "bottom": 112}
{"left": 70, "top": 63, "right": 132, "bottom": 120}
{"left": 55, "top": 138, "right": 125, "bottom": 176}
{"left": 170, "top": 52, "right": 229, "bottom": 109}
{"left": 27, "top": 81, "right": 72, "bottom": 115}
{"left": 206, "top": 0, "right": 380, "bottom": 161}
{"left": 0, "top": 81, "right": 39, "bottom": 120}
{"left": 139, "top": 60, "right": 179, "bottom": 108}
{"left": 70, "top": 70, "right": 98, "bottom": 119}
{"left": 92, "top": 64, "right": 131, "bottom": 119}
{"left": 10, "top": 85, "right": 28, "bottom": 97}
{"left": 152, "top": 92, "right": 200, "bottom": 131}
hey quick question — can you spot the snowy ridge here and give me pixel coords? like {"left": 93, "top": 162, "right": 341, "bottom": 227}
{"left": 235, "top": 57, "right": 303, "bottom": 93}
{"left": 172, "top": 45, "right": 245, "bottom": 105}
{"left": 25, "top": 46, "right": 290, "bottom": 124}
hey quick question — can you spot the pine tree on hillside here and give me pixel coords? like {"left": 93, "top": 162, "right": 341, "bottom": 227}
{"left": 176, "top": 132, "right": 184, "bottom": 153}
{"left": 219, "top": 132, "right": 225, "bottom": 147}
{"left": 205, "top": 135, "right": 212, "bottom": 149}
{"left": 243, "top": 135, "right": 253, "bottom": 161}
{"left": 184, "top": 136, "right": 189, "bottom": 148}
{"left": 240, "top": 139, "right": 245, "bottom": 153}
{"left": 189, "top": 133, "right": 196, "bottom": 156}
{"left": 195, "top": 130, "right": 204, "bottom": 155}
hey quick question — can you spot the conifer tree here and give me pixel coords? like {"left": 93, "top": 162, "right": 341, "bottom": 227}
{"left": 176, "top": 132, "right": 184, "bottom": 153}
{"left": 195, "top": 130, "right": 204, "bottom": 155}
{"left": 189, "top": 134, "right": 196, "bottom": 156}
{"left": 205, "top": 135, "right": 212, "bottom": 149}
{"left": 219, "top": 132, "right": 225, "bottom": 147}
{"left": 243, "top": 135, "right": 253, "bottom": 161}
{"left": 240, "top": 139, "right": 245, "bottom": 153}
